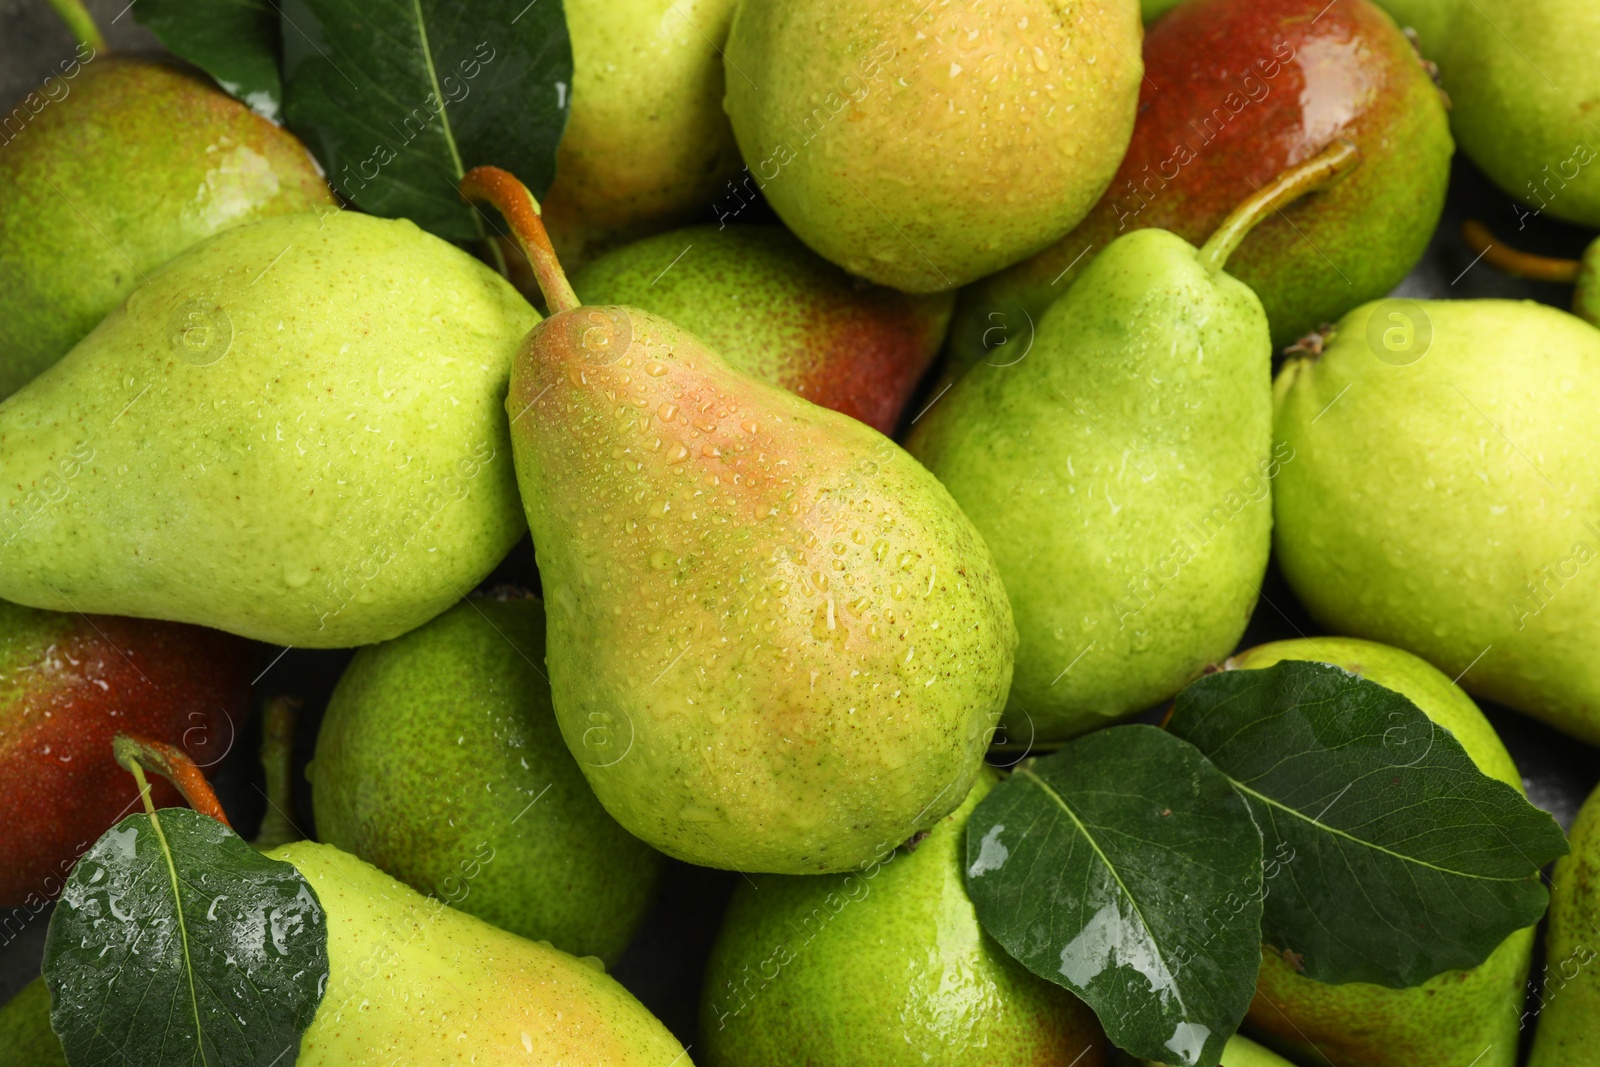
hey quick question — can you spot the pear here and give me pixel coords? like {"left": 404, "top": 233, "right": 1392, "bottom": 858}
{"left": 946, "top": 0, "right": 1451, "bottom": 368}
{"left": 461, "top": 167, "right": 1015, "bottom": 874}
{"left": 1371, "top": 0, "right": 1457, "bottom": 54}
{"left": 700, "top": 768, "right": 1105, "bottom": 1066}
{"left": 1272, "top": 299, "right": 1600, "bottom": 743}
{"left": 909, "top": 145, "right": 1356, "bottom": 742}
{"left": 1528, "top": 781, "right": 1600, "bottom": 1066}
{"left": 0, "top": 210, "right": 535, "bottom": 648}
{"left": 273, "top": 842, "right": 687, "bottom": 1065}
{"left": 310, "top": 592, "right": 664, "bottom": 964}
{"left": 1228, "top": 637, "right": 1532, "bottom": 1067}
{"left": 1441, "top": 0, "right": 1600, "bottom": 227}
{"left": 1142, "top": 0, "right": 1186, "bottom": 19}
{"left": 721, "top": 0, "right": 1144, "bottom": 292}
{"left": 0, "top": 598, "right": 253, "bottom": 907}
{"left": 0, "top": 58, "right": 334, "bottom": 399}
{"left": 0, "top": 978, "right": 65, "bottom": 1067}
{"left": 572, "top": 225, "right": 953, "bottom": 435}
{"left": 539, "top": 0, "right": 742, "bottom": 266}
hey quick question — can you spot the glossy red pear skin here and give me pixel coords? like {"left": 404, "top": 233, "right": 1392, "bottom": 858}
{"left": 948, "top": 0, "right": 1451, "bottom": 362}
{"left": 0, "top": 604, "right": 254, "bottom": 906}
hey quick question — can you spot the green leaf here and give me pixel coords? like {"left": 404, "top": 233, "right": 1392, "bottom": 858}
{"left": 42, "top": 809, "right": 327, "bottom": 1067}
{"left": 965, "top": 725, "right": 1264, "bottom": 1067}
{"left": 280, "top": 0, "right": 572, "bottom": 240}
{"left": 1168, "top": 660, "right": 1569, "bottom": 988}
{"left": 134, "top": 0, "right": 284, "bottom": 120}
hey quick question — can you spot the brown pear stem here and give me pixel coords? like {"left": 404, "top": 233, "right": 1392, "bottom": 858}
{"left": 1461, "top": 220, "right": 1583, "bottom": 283}
{"left": 113, "top": 733, "right": 232, "bottom": 828}
{"left": 252, "top": 697, "right": 303, "bottom": 851}
{"left": 1197, "top": 141, "right": 1362, "bottom": 275}
{"left": 459, "top": 166, "right": 580, "bottom": 313}
{"left": 46, "top": 0, "right": 106, "bottom": 53}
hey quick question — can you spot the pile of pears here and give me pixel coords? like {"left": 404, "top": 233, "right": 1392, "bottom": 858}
{"left": 4, "top": 0, "right": 1600, "bottom": 1063}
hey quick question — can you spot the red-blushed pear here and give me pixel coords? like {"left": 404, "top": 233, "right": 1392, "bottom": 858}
{"left": 0, "top": 600, "right": 253, "bottom": 907}
{"left": 947, "top": 0, "right": 1450, "bottom": 367}
{"left": 572, "top": 225, "right": 953, "bottom": 436}
{"left": 461, "top": 167, "right": 1016, "bottom": 876}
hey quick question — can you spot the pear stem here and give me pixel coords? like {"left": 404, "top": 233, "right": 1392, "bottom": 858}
{"left": 46, "top": 0, "right": 106, "bottom": 53}
{"left": 1197, "top": 140, "right": 1362, "bottom": 276}
{"left": 459, "top": 166, "right": 580, "bottom": 313}
{"left": 113, "top": 734, "right": 232, "bottom": 827}
{"left": 252, "top": 697, "right": 303, "bottom": 851}
{"left": 1461, "top": 220, "right": 1582, "bottom": 283}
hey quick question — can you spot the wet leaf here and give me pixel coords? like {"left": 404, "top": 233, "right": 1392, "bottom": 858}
{"left": 1169, "top": 660, "right": 1568, "bottom": 987}
{"left": 280, "top": 0, "right": 572, "bottom": 240}
{"left": 134, "top": 0, "right": 284, "bottom": 120}
{"left": 42, "top": 809, "right": 327, "bottom": 1067}
{"left": 966, "top": 725, "right": 1263, "bottom": 1067}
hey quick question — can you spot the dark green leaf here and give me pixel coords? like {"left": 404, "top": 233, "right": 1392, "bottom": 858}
{"left": 280, "top": 0, "right": 572, "bottom": 239}
{"left": 966, "top": 725, "right": 1263, "bottom": 1067}
{"left": 42, "top": 809, "right": 327, "bottom": 1067}
{"left": 1169, "top": 660, "right": 1568, "bottom": 988}
{"left": 134, "top": 0, "right": 284, "bottom": 119}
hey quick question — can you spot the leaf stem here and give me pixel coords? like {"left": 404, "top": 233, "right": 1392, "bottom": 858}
{"left": 459, "top": 166, "right": 580, "bottom": 313}
{"left": 113, "top": 734, "right": 232, "bottom": 828}
{"left": 45, "top": 0, "right": 105, "bottom": 53}
{"left": 1197, "top": 141, "right": 1361, "bottom": 276}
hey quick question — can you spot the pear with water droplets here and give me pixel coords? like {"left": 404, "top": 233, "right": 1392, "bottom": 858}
{"left": 464, "top": 168, "right": 1016, "bottom": 875}
{"left": 0, "top": 211, "right": 535, "bottom": 647}
{"left": 909, "top": 146, "right": 1357, "bottom": 741}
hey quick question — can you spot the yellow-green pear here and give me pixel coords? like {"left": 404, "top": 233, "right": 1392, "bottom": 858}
{"left": 701, "top": 769, "right": 1105, "bottom": 1066}
{"left": 1528, "top": 782, "right": 1600, "bottom": 1066}
{"left": 540, "top": 0, "right": 743, "bottom": 265}
{"left": 1272, "top": 299, "right": 1600, "bottom": 743}
{"left": 276, "top": 841, "right": 690, "bottom": 1065}
{"left": 1441, "top": 0, "right": 1600, "bottom": 227}
{"left": 0, "top": 211, "right": 535, "bottom": 648}
{"left": 721, "top": 0, "right": 1145, "bottom": 292}
{"left": 1231, "top": 637, "right": 1532, "bottom": 1067}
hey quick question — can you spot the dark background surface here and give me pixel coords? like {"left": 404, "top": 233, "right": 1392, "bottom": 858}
{"left": 3, "top": 0, "right": 1599, "bottom": 1054}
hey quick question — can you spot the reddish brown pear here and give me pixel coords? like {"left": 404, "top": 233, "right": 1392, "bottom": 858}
{"left": 462, "top": 167, "right": 1016, "bottom": 876}
{"left": 0, "top": 600, "right": 254, "bottom": 907}
{"left": 946, "top": 0, "right": 1451, "bottom": 366}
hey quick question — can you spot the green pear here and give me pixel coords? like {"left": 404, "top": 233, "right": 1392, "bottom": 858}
{"left": 540, "top": 0, "right": 742, "bottom": 265}
{"left": 309, "top": 592, "right": 664, "bottom": 964}
{"left": 721, "top": 0, "right": 1144, "bottom": 292}
{"left": 1442, "top": 0, "right": 1600, "bottom": 227}
{"left": 1528, "top": 782, "right": 1600, "bottom": 1066}
{"left": 572, "top": 224, "right": 954, "bottom": 435}
{"left": 1463, "top": 220, "right": 1600, "bottom": 328}
{"left": 0, "top": 978, "right": 66, "bottom": 1067}
{"left": 0, "top": 210, "right": 535, "bottom": 648}
{"left": 1371, "top": 0, "right": 1457, "bottom": 54}
{"left": 1272, "top": 299, "right": 1600, "bottom": 743}
{"left": 0, "top": 57, "right": 334, "bottom": 400}
{"left": 462, "top": 167, "right": 1015, "bottom": 874}
{"left": 909, "top": 146, "right": 1356, "bottom": 741}
{"left": 1229, "top": 637, "right": 1532, "bottom": 1067}
{"left": 268, "top": 841, "right": 689, "bottom": 1065}
{"left": 700, "top": 768, "right": 1105, "bottom": 1066}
